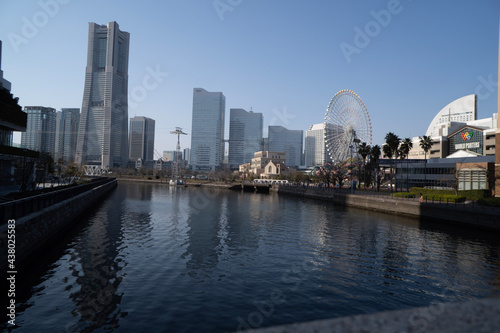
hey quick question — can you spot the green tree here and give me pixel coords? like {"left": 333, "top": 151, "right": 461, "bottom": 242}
{"left": 419, "top": 135, "right": 433, "bottom": 187}
{"left": 384, "top": 132, "right": 400, "bottom": 192}
{"left": 399, "top": 138, "right": 413, "bottom": 192}
{"left": 358, "top": 142, "right": 371, "bottom": 188}
{"left": 369, "top": 145, "right": 381, "bottom": 191}
{"left": 37, "top": 152, "right": 55, "bottom": 187}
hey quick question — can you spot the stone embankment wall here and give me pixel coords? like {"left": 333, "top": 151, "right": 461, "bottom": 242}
{"left": 275, "top": 186, "right": 500, "bottom": 231}
{"left": 0, "top": 178, "right": 117, "bottom": 273}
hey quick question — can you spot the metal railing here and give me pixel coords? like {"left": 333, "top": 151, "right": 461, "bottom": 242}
{"left": 0, "top": 177, "right": 115, "bottom": 223}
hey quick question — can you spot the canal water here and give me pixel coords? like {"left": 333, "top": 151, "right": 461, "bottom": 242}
{"left": 5, "top": 182, "right": 500, "bottom": 332}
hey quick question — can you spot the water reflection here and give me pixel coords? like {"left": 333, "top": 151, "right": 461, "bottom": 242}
{"left": 67, "top": 182, "right": 154, "bottom": 331}
{"left": 6, "top": 183, "right": 500, "bottom": 333}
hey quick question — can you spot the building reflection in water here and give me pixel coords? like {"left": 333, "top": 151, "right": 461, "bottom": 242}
{"left": 67, "top": 183, "right": 154, "bottom": 331}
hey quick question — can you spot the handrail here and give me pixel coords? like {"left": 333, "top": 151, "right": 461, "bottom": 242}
{"left": 0, "top": 177, "right": 115, "bottom": 223}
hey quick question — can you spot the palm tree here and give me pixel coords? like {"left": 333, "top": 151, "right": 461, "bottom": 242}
{"left": 370, "top": 145, "right": 381, "bottom": 191}
{"left": 358, "top": 142, "right": 371, "bottom": 188}
{"left": 399, "top": 138, "right": 413, "bottom": 192}
{"left": 384, "top": 132, "right": 400, "bottom": 192}
{"left": 419, "top": 135, "right": 433, "bottom": 187}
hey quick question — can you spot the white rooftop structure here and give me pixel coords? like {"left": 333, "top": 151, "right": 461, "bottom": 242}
{"left": 425, "top": 94, "right": 476, "bottom": 137}
{"left": 446, "top": 150, "right": 481, "bottom": 158}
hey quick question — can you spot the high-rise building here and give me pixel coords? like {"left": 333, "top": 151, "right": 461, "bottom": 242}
{"left": 0, "top": 41, "right": 11, "bottom": 91}
{"left": 163, "top": 150, "right": 182, "bottom": 162}
{"left": 183, "top": 148, "right": 191, "bottom": 164}
{"left": 55, "top": 108, "right": 80, "bottom": 161}
{"left": 129, "top": 116, "right": 155, "bottom": 161}
{"left": 190, "top": 88, "right": 225, "bottom": 171}
{"left": 228, "top": 108, "right": 263, "bottom": 168}
{"left": 268, "top": 125, "right": 303, "bottom": 167}
{"left": 305, "top": 123, "right": 332, "bottom": 167}
{"left": 76, "top": 21, "right": 130, "bottom": 168}
{"left": 21, "top": 106, "right": 57, "bottom": 155}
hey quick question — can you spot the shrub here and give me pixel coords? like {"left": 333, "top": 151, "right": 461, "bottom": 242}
{"left": 421, "top": 194, "right": 466, "bottom": 203}
{"left": 477, "top": 197, "right": 500, "bottom": 207}
{"left": 391, "top": 192, "right": 416, "bottom": 198}
{"left": 409, "top": 187, "right": 487, "bottom": 201}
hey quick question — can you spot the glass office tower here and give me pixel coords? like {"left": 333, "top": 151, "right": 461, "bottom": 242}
{"left": 190, "top": 88, "right": 225, "bottom": 171}
{"left": 228, "top": 108, "right": 263, "bottom": 168}
{"left": 21, "top": 106, "right": 57, "bottom": 155}
{"left": 55, "top": 108, "right": 80, "bottom": 161}
{"left": 129, "top": 116, "right": 155, "bottom": 161}
{"left": 268, "top": 125, "right": 303, "bottom": 167}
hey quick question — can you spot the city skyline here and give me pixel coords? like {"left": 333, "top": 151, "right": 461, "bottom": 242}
{"left": 1, "top": 1, "right": 499, "bottom": 154}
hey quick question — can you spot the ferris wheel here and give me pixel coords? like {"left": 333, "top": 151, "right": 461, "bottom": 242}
{"left": 324, "top": 90, "right": 372, "bottom": 163}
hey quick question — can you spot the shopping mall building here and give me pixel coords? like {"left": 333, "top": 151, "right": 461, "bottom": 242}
{"left": 390, "top": 94, "right": 499, "bottom": 193}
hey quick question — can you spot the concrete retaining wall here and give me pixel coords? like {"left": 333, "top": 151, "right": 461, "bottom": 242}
{"left": 0, "top": 178, "right": 117, "bottom": 273}
{"left": 275, "top": 186, "right": 500, "bottom": 231}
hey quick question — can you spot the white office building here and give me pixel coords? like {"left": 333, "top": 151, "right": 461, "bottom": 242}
{"left": 305, "top": 123, "right": 332, "bottom": 167}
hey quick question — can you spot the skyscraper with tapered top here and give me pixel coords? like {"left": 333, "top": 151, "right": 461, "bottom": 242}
{"left": 76, "top": 21, "right": 130, "bottom": 168}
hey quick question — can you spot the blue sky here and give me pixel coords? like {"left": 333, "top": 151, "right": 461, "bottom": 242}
{"left": 1, "top": 0, "right": 499, "bottom": 155}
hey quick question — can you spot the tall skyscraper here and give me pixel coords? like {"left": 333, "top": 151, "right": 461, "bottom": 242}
{"left": 129, "top": 116, "right": 155, "bottom": 161}
{"left": 55, "top": 108, "right": 80, "bottom": 161}
{"left": 304, "top": 123, "right": 332, "bottom": 167}
{"left": 21, "top": 106, "right": 57, "bottom": 155}
{"left": 190, "top": 88, "right": 225, "bottom": 171}
{"left": 76, "top": 21, "right": 130, "bottom": 168}
{"left": 228, "top": 108, "right": 263, "bottom": 168}
{"left": 268, "top": 125, "right": 303, "bottom": 167}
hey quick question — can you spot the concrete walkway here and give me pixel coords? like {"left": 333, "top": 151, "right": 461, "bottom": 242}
{"left": 247, "top": 298, "right": 500, "bottom": 333}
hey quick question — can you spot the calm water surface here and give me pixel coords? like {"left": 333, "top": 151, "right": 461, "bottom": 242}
{"left": 4, "top": 182, "right": 500, "bottom": 332}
